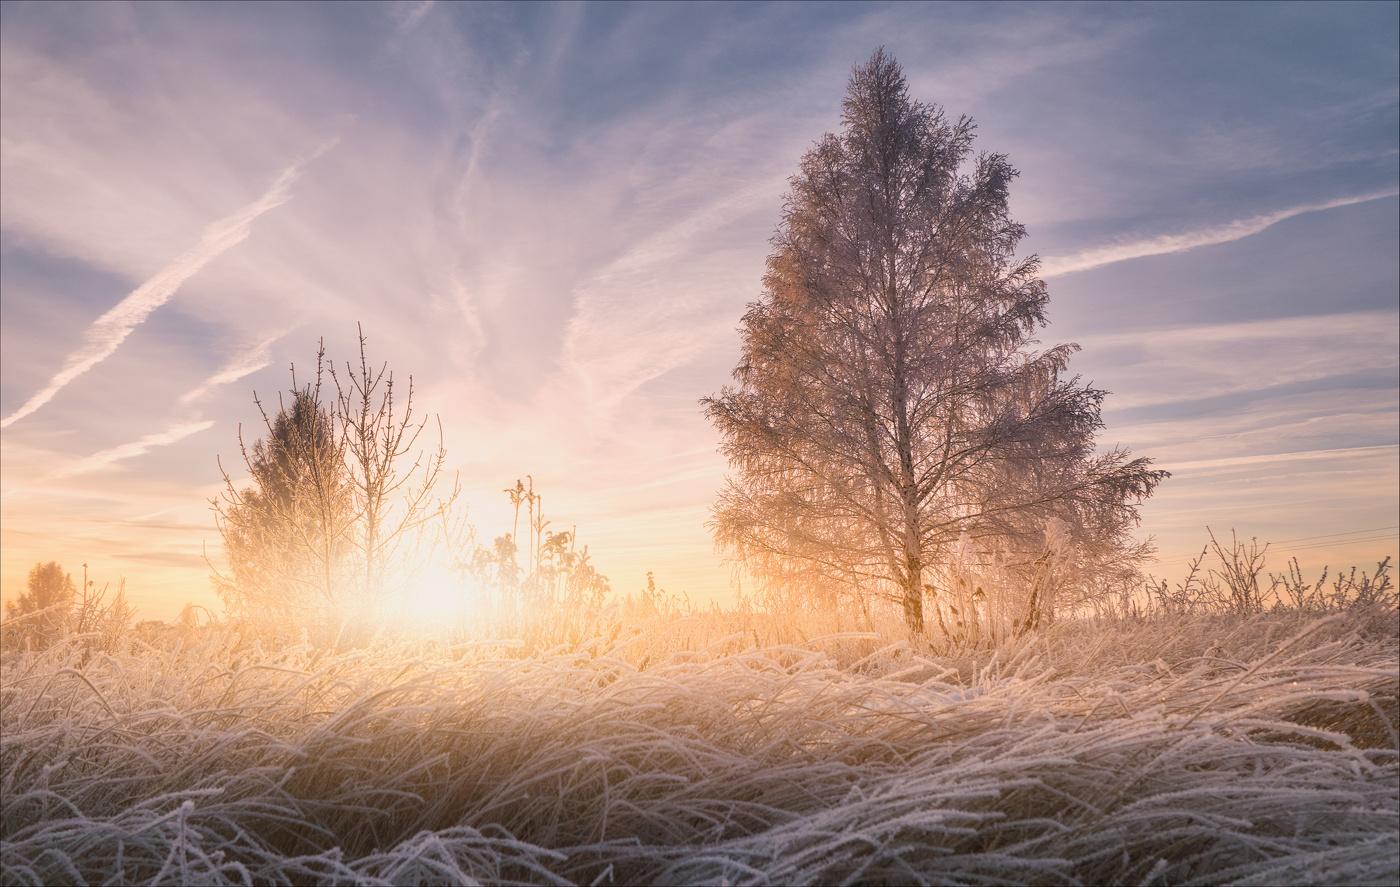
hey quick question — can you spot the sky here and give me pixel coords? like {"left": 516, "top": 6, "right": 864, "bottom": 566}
{"left": 2, "top": 1, "right": 1396, "bottom": 622}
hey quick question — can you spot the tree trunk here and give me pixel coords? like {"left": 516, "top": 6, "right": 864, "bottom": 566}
{"left": 901, "top": 532, "right": 924, "bottom": 633}
{"left": 902, "top": 575, "right": 924, "bottom": 634}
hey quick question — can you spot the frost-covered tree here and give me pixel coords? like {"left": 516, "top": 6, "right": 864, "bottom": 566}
{"left": 213, "top": 369, "right": 351, "bottom": 621}
{"left": 703, "top": 50, "right": 1166, "bottom": 634}
{"left": 4, "top": 561, "right": 77, "bottom": 639}
{"left": 212, "top": 331, "right": 456, "bottom": 634}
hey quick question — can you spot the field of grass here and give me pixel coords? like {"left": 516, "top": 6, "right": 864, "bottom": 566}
{"left": 2, "top": 606, "right": 1396, "bottom": 886}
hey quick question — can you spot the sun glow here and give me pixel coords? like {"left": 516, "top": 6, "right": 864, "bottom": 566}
{"left": 387, "top": 562, "right": 480, "bottom": 635}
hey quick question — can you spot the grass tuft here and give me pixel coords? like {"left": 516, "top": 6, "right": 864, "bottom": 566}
{"left": 3, "top": 608, "right": 1396, "bottom": 885}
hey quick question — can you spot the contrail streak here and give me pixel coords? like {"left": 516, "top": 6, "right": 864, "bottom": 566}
{"left": 1, "top": 152, "right": 325, "bottom": 430}
{"left": 49, "top": 420, "right": 216, "bottom": 479}
{"left": 176, "top": 331, "right": 288, "bottom": 406}
{"left": 1040, "top": 189, "right": 1399, "bottom": 278}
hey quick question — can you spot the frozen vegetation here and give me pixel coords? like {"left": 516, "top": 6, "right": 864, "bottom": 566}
{"left": 2, "top": 605, "right": 1396, "bottom": 886}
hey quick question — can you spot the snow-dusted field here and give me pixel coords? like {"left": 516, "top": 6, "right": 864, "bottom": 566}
{"left": 2, "top": 609, "right": 1396, "bottom": 886}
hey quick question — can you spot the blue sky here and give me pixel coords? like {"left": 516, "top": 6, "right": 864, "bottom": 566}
{"left": 2, "top": 1, "right": 1396, "bottom": 620}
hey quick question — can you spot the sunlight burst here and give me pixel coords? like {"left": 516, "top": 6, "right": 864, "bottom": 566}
{"left": 390, "top": 562, "right": 478, "bottom": 633}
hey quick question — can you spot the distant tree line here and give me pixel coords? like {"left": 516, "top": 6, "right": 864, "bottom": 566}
{"left": 2, "top": 561, "right": 133, "bottom": 652}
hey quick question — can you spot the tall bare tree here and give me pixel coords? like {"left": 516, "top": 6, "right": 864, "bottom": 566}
{"left": 331, "top": 326, "right": 457, "bottom": 603}
{"left": 703, "top": 50, "right": 1166, "bottom": 634}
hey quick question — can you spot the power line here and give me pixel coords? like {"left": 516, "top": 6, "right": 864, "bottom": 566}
{"left": 1272, "top": 534, "right": 1398, "bottom": 555}
{"left": 1274, "top": 525, "right": 1399, "bottom": 545}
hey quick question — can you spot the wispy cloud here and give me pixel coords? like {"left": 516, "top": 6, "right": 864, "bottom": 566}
{"left": 1, "top": 149, "right": 330, "bottom": 430}
{"left": 1163, "top": 444, "right": 1400, "bottom": 477}
{"left": 1079, "top": 310, "right": 1399, "bottom": 410}
{"left": 176, "top": 332, "right": 289, "bottom": 406}
{"left": 49, "top": 421, "right": 217, "bottom": 479}
{"left": 562, "top": 174, "right": 782, "bottom": 410}
{"left": 1081, "top": 309, "right": 1400, "bottom": 348}
{"left": 394, "top": 1, "right": 435, "bottom": 30}
{"left": 1041, "top": 190, "right": 1400, "bottom": 277}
